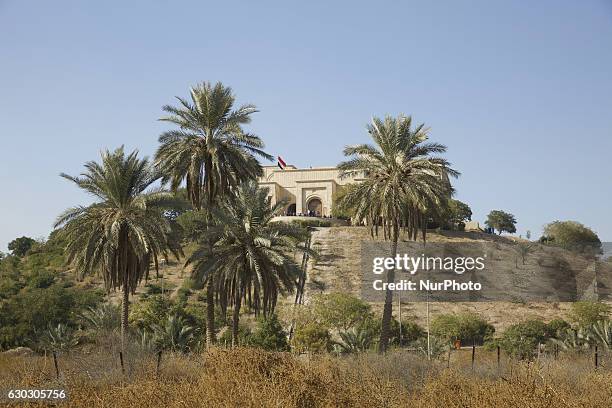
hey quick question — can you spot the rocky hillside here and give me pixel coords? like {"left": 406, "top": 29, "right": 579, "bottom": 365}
{"left": 304, "top": 227, "right": 612, "bottom": 331}
{"left": 97, "top": 226, "right": 611, "bottom": 332}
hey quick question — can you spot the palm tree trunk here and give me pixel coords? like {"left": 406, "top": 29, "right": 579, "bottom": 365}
{"left": 378, "top": 224, "right": 398, "bottom": 354}
{"left": 121, "top": 273, "right": 129, "bottom": 353}
{"left": 206, "top": 277, "right": 216, "bottom": 347}
{"left": 232, "top": 289, "right": 242, "bottom": 347}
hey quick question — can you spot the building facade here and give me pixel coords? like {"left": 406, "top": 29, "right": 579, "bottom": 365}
{"left": 258, "top": 165, "right": 363, "bottom": 217}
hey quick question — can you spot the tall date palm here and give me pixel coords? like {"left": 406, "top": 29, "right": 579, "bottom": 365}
{"left": 338, "top": 115, "right": 458, "bottom": 353}
{"left": 55, "top": 147, "right": 182, "bottom": 350}
{"left": 186, "top": 182, "right": 310, "bottom": 347}
{"left": 154, "top": 82, "right": 272, "bottom": 346}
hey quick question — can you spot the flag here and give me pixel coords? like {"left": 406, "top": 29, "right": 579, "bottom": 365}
{"left": 277, "top": 156, "right": 287, "bottom": 170}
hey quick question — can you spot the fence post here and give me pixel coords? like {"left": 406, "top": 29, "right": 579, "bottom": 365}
{"left": 595, "top": 345, "right": 598, "bottom": 369}
{"left": 156, "top": 350, "right": 163, "bottom": 375}
{"left": 471, "top": 339, "right": 476, "bottom": 371}
{"left": 119, "top": 351, "right": 125, "bottom": 375}
{"left": 497, "top": 346, "right": 501, "bottom": 372}
{"left": 52, "top": 351, "right": 60, "bottom": 379}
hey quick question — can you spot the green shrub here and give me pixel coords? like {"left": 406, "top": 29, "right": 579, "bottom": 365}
{"left": 8, "top": 236, "right": 36, "bottom": 257}
{"left": 26, "top": 270, "right": 56, "bottom": 289}
{"left": 145, "top": 283, "right": 163, "bottom": 295}
{"left": 80, "top": 303, "right": 121, "bottom": 332}
{"left": 499, "top": 320, "right": 548, "bottom": 359}
{"left": 568, "top": 302, "right": 610, "bottom": 328}
{"left": 150, "top": 315, "right": 197, "bottom": 352}
{"left": 249, "top": 314, "right": 289, "bottom": 351}
{"left": 129, "top": 295, "right": 172, "bottom": 330}
{"left": 411, "top": 335, "right": 449, "bottom": 359}
{"left": 40, "top": 323, "right": 79, "bottom": 353}
{"left": 545, "top": 318, "right": 570, "bottom": 338}
{"left": 129, "top": 295, "right": 206, "bottom": 345}
{"left": 290, "top": 219, "right": 332, "bottom": 228}
{"left": 311, "top": 293, "right": 373, "bottom": 331}
{"left": 0, "top": 283, "right": 101, "bottom": 350}
{"left": 334, "top": 323, "right": 377, "bottom": 354}
{"left": 431, "top": 313, "right": 494, "bottom": 345}
{"left": 389, "top": 317, "right": 425, "bottom": 346}
{"left": 540, "top": 220, "right": 601, "bottom": 255}
{"left": 292, "top": 323, "right": 332, "bottom": 354}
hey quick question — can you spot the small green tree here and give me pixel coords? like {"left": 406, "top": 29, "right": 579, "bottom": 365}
{"left": 438, "top": 199, "right": 472, "bottom": 230}
{"left": 568, "top": 301, "right": 610, "bottom": 328}
{"left": 545, "top": 318, "right": 570, "bottom": 338}
{"left": 499, "top": 320, "right": 548, "bottom": 359}
{"left": 485, "top": 210, "right": 517, "bottom": 235}
{"left": 8, "top": 236, "right": 36, "bottom": 257}
{"left": 540, "top": 221, "right": 602, "bottom": 255}
{"left": 292, "top": 323, "right": 332, "bottom": 354}
{"left": 431, "top": 313, "right": 494, "bottom": 344}
{"left": 311, "top": 293, "right": 372, "bottom": 331}
{"left": 249, "top": 314, "right": 290, "bottom": 351}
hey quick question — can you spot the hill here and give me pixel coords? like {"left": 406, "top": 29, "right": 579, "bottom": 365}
{"left": 304, "top": 227, "right": 612, "bottom": 331}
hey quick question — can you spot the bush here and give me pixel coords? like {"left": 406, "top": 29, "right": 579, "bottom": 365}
{"left": 249, "top": 314, "right": 290, "bottom": 351}
{"left": 129, "top": 295, "right": 206, "bottom": 347}
{"left": 388, "top": 317, "right": 425, "bottom": 346}
{"left": 499, "top": 320, "right": 548, "bottom": 359}
{"left": 150, "top": 315, "right": 197, "bottom": 352}
{"left": 568, "top": 301, "right": 610, "bottom": 328}
{"left": 80, "top": 303, "right": 121, "bottom": 332}
{"left": 334, "top": 323, "right": 377, "bottom": 354}
{"left": 540, "top": 220, "right": 601, "bottom": 255}
{"left": 545, "top": 318, "right": 570, "bottom": 338}
{"left": 145, "top": 283, "right": 163, "bottom": 295}
{"left": 290, "top": 219, "right": 332, "bottom": 228}
{"left": 8, "top": 236, "right": 36, "bottom": 257}
{"left": 129, "top": 295, "right": 172, "bottom": 330}
{"left": 40, "top": 323, "right": 79, "bottom": 353}
{"left": 26, "top": 270, "right": 56, "bottom": 289}
{"left": 292, "top": 323, "right": 332, "bottom": 354}
{"left": 430, "top": 313, "right": 494, "bottom": 345}
{"left": 311, "top": 293, "right": 373, "bottom": 331}
{"left": 411, "top": 335, "right": 449, "bottom": 358}
{"left": 0, "top": 283, "right": 101, "bottom": 350}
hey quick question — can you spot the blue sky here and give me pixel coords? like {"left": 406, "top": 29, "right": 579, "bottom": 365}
{"left": 1, "top": 1, "right": 611, "bottom": 251}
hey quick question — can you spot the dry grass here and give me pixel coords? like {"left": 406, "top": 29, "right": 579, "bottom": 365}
{"left": 1, "top": 347, "right": 612, "bottom": 407}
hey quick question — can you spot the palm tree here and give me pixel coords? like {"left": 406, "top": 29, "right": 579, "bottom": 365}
{"left": 55, "top": 147, "right": 182, "bottom": 351}
{"left": 338, "top": 115, "right": 458, "bottom": 353}
{"left": 155, "top": 81, "right": 272, "bottom": 347}
{"left": 186, "top": 182, "right": 311, "bottom": 347}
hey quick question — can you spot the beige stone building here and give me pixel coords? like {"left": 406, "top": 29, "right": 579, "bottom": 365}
{"left": 258, "top": 165, "right": 363, "bottom": 217}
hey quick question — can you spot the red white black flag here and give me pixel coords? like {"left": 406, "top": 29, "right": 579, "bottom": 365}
{"left": 277, "top": 156, "right": 287, "bottom": 170}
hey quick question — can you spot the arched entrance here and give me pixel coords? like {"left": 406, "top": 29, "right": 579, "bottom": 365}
{"left": 286, "top": 203, "right": 296, "bottom": 216}
{"left": 307, "top": 198, "right": 322, "bottom": 216}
